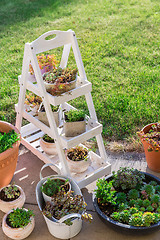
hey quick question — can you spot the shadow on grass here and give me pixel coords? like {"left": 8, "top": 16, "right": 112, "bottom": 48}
{"left": 0, "top": 0, "right": 75, "bottom": 29}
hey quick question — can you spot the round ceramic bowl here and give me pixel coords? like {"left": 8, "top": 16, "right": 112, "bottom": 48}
{"left": 2, "top": 208, "right": 35, "bottom": 240}
{"left": 0, "top": 185, "right": 26, "bottom": 213}
{"left": 40, "top": 137, "right": 57, "bottom": 155}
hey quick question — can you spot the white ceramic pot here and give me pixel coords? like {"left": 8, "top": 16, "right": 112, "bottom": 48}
{"left": 42, "top": 177, "right": 71, "bottom": 204}
{"left": 66, "top": 153, "right": 90, "bottom": 174}
{"left": 36, "top": 163, "right": 83, "bottom": 239}
{"left": 0, "top": 185, "right": 26, "bottom": 213}
{"left": 40, "top": 137, "right": 57, "bottom": 155}
{"left": 2, "top": 209, "right": 35, "bottom": 240}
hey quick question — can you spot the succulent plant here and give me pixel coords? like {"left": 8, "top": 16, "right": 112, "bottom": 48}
{"left": 128, "top": 189, "right": 140, "bottom": 200}
{"left": 0, "top": 183, "right": 20, "bottom": 200}
{"left": 64, "top": 109, "right": 85, "bottom": 122}
{"left": 112, "top": 167, "right": 145, "bottom": 191}
{"left": 151, "top": 194, "right": 160, "bottom": 204}
{"left": 143, "top": 212, "right": 155, "bottom": 227}
{"left": 118, "top": 203, "right": 129, "bottom": 212}
{"left": 136, "top": 199, "right": 143, "bottom": 207}
{"left": 146, "top": 206, "right": 154, "bottom": 212}
{"left": 110, "top": 212, "right": 121, "bottom": 222}
{"left": 66, "top": 145, "right": 89, "bottom": 162}
{"left": 119, "top": 210, "right": 131, "bottom": 224}
{"left": 116, "top": 192, "right": 127, "bottom": 204}
{"left": 129, "top": 207, "right": 139, "bottom": 215}
{"left": 140, "top": 207, "right": 145, "bottom": 212}
{"left": 8, "top": 208, "right": 34, "bottom": 228}
{"left": 129, "top": 213, "right": 144, "bottom": 227}
{"left": 155, "top": 185, "right": 160, "bottom": 193}
{"left": 143, "top": 199, "right": 151, "bottom": 208}
{"left": 149, "top": 181, "right": 158, "bottom": 186}
{"left": 141, "top": 184, "right": 155, "bottom": 198}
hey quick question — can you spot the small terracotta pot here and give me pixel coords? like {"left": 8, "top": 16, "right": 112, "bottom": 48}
{"left": 42, "top": 177, "right": 71, "bottom": 204}
{"left": 140, "top": 123, "right": 160, "bottom": 173}
{"left": 0, "top": 121, "right": 21, "bottom": 188}
{"left": 2, "top": 208, "right": 35, "bottom": 240}
{"left": 66, "top": 153, "right": 90, "bottom": 174}
{"left": 39, "top": 137, "right": 57, "bottom": 155}
{"left": 0, "top": 185, "right": 26, "bottom": 213}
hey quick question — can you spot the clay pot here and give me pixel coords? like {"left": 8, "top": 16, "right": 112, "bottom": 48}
{"left": 2, "top": 209, "right": 35, "bottom": 240}
{"left": 39, "top": 136, "right": 57, "bottom": 155}
{"left": 0, "top": 121, "right": 21, "bottom": 188}
{"left": 140, "top": 123, "right": 160, "bottom": 173}
{"left": 66, "top": 153, "right": 90, "bottom": 173}
{"left": 0, "top": 185, "right": 25, "bottom": 213}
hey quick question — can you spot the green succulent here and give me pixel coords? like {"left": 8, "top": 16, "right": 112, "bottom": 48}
{"left": 146, "top": 206, "right": 154, "bottom": 212}
{"left": 119, "top": 210, "right": 131, "bottom": 224}
{"left": 143, "top": 212, "right": 155, "bottom": 227}
{"left": 8, "top": 208, "right": 34, "bottom": 228}
{"left": 143, "top": 199, "right": 151, "bottom": 208}
{"left": 151, "top": 194, "right": 160, "bottom": 204}
{"left": 129, "top": 213, "right": 144, "bottom": 227}
{"left": 155, "top": 185, "right": 160, "bottom": 193}
{"left": 136, "top": 199, "right": 143, "bottom": 207}
{"left": 118, "top": 203, "right": 129, "bottom": 212}
{"left": 128, "top": 189, "right": 140, "bottom": 200}
{"left": 110, "top": 212, "right": 121, "bottom": 222}
{"left": 116, "top": 192, "right": 127, "bottom": 204}
{"left": 129, "top": 199, "right": 136, "bottom": 207}
{"left": 140, "top": 207, "right": 145, "bottom": 212}
{"left": 149, "top": 181, "right": 158, "bottom": 186}
{"left": 141, "top": 184, "right": 155, "bottom": 197}
{"left": 157, "top": 207, "right": 160, "bottom": 213}
{"left": 151, "top": 203, "right": 158, "bottom": 209}
{"left": 129, "top": 207, "right": 139, "bottom": 214}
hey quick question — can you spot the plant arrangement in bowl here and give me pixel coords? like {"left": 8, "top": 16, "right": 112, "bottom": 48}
{"left": 66, "top": 145, "right": 90, "bottom": 173}
{"left": 43, "top": 188, "right": 92, "bottom": 226}
{"left": 41, "top": 177, "right": 71, "bottom": 204}
{"left": 40, "top": 134, "right": 57, "bottom": 155}
{"left": 137, "top": 122, "right": 160, "bottom": 172}
{"left": 38, "top": 103, "right": 60, "bottom": 127}
{"left": 0, "top": 182, "right": 25, "bottom": 213}
{"left": 24, "top": 92, "right": 42, "bottom": 114}
{"left": 0, "top": 121, "right": 21, "bottom": 188}
{"left": 29, "top": 54, "right": 58, "bottom": 76}
{"left": 2, "top": 207, "right": 35, "bottom": 240}
{"left": 93, "top": 167, "right": 160, "bottom": 234}
{"left": 43, "top": 67, "right": 78, "bottom": 96}
{"left": 64, "top": 109, "right": 86, "bottom": 137}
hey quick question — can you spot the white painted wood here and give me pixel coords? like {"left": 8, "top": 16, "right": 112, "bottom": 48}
{"left": 15, "top": 30, "right": 111, "bottom": 188}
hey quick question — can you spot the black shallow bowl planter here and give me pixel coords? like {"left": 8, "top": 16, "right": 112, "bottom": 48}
{"left": 93, "top": 172, "right": 160, "bottom": 234}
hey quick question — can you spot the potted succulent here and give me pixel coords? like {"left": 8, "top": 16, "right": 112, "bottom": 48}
{"left": 40, "top": 134, "right": 57, "bottom": 155}
{"left": 0, "top": 121, "right": 20, "bottom": 188}
{"left": 24, "top": 92, "right": 42, "bottom": 114}
{"left": 2, "top": 207, "right": 35, "bottom": 240}
{"left": 41, "top": 177, "right": 71, "bottom": 204}
{"left": 93, "top": 167, "right": 160, "bottom": 234}
{"left": 38, "top": 103, "right": 60, "bottom": 127}
{"left": 64, "top": 109, "right": 86, "bottom": 137}
{"left": 43, "top": 67, "right": 78, "bottom": 96}
{"left": 29, "top": 54, "right": 58, "bottom": 76}
{"left": 0, "top": 182, "right": 25, "bottom": 213}
{"left": 66, "top": 145, "right": 90, "bottom": 173}
{"left": 137, "top": 122, "right": 160, "bottom": 172}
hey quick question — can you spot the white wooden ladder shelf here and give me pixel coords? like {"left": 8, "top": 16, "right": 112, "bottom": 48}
{"left": 15, "top": 30, "right": 111, "bottom": 188}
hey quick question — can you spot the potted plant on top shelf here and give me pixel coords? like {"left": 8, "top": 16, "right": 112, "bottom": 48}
{"left": 66, "top": 145, "right": 90, "bottom": 173}
{"left": 0, "top": 182, "right": 25, "bottom": 213}
{"left": 2, "top": 207, "right": 35, "bottom": 240}
{"left": 43, "top": 67, "right": 78, "bottom": 96}
{"left": 64, "top": 109, "right": 86, "bottom": 137}
{"left": 41, "top": 177, "right": 71, "bottom": 204}
{"left": 38, "top": 103, "right": 60, "bottom": 127}
{"left": 137, "top": 122, "right": 160, "bottom": 172}
{"left": 29, "top": 54, "right": 58, "bottom": 76}
{"left": 93, "top": 167, "right": 160, "bottom": 234}
{"left": 0, "top": 121, "right": 20, "bottom": 188}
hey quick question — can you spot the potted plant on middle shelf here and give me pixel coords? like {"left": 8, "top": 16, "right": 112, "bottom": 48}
{"left": 93, "top": 167, "right": 160, "bottom": 234}
{"left": 64, "top": 109, "right": 86, "bottom": 137}
{"left": 43, "top": 67, "right": 78, "bottom": 96}
{"left": 2, "top": 207, "right": 35, "bottom": 240}
{"left": 66, "top": 145, "right": 90, "bottom": 173}
{"left": 0, "top": 182, "right": 25, "bottom": 213}
{"left": 24, "top": 92, "right": 42, "bottom": 114}
{"left": 38, "top": 103, "right": 60, "bottom": 127}
{"left": 41, "top": 177, "right": 71, "bottom": 204}
{"left": 40, "top": 134, "right": 57, "bottom": 155}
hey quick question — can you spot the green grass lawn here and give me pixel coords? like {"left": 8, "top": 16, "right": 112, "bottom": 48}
{"left": 0, "top": 0, "right": 160, "bottom": 144}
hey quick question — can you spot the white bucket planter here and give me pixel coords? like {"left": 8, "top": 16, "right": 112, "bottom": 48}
{"left": 2, "top": 208, "right": 35, "bottom": 240}
{"left": 40, "top": 136, "right": 57, "bottom": 155}
{"left": 66, "top": 153, "right": 90, "bottom": 173}
{"left": 41, "top": 176, "right": 71, "bottom": 205}
{"left": 38, "top": 103, "right": 59, "bottom": 127}
{"left": 64, "top": 120, "right": 86, "bottom": 137}
{"left": 0, "top": 185, "right": 26, "bottom": 213}
{"left": 36, "top": 163, "right": 83, "bottom": 239}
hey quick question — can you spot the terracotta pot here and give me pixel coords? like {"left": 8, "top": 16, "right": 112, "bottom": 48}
{"left": 2, "top": 208, "right": 35, "bottom": 240}
{"left": 0, "top": 121, "right": 21, "bottom": 188}
{"left": 39, "top": 137, "right": 57, "bottom": 155}
{"left": 42, "top": 177, "right": 71, "bottom": 204}
{"left": 0, "top": 185, "right": 25, "bottom": 213}
{"left": 66, "top": 153, "right": 90, "bottom": 174}
{"left": 140, "top": 123, "right": 160, "bottom": 173}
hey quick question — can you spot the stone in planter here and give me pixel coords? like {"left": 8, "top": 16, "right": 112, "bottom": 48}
{"left": 0, "top": 184, "right": 25, "bottom": 213}
{"left": 38, "top": 103, "right": 59, "bottom": 127}
{"left": 40, "top": 134, "right": 57, "bottom": 155}
{"left": 0, "top": 121, "right": 21, "bottom": 188}
{"left": 66, "top": 145, "right": 90, "bottom": 173}
{"left": 2, "top": 208, "right": 35, "bottom": 240}
{"left": 64, "top": 109, "right": 86, "bottom": 137}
